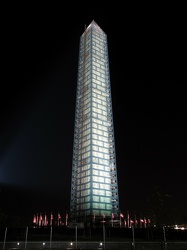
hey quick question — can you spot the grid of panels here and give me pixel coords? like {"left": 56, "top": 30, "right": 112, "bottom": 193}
{"left": 70, "top": 21, "right": 119, "bottom": 223}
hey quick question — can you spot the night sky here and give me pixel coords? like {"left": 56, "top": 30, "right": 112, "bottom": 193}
{"left": 1, "top": 4, "right": 187, "bottom": 226}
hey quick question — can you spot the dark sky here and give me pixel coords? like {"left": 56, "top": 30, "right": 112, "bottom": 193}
{"left": 1, "top": 4, "right": 187, "bottom": 226}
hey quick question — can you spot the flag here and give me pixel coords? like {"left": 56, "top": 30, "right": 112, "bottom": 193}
{"left": 120, "top": 213, "right": 124, "bottom": 218}
{"left": 36, "top": 213, "right": 39, "bottom": 225}
{"left": 134, "top": 212, "right": 137, "bottom": 227}
{"left": 39, "top": 213, "right": 43, "bottom": 226}
{"left": 128, "top": 211, "right": 130, "bottom": 228}
{"left": 144, "top": 218, "right": 147, "bottom": 225}
{"left": 111, "top": 213, "right": 114, "bottom": 219}
{"left": 124, "top": 219, "right": 127, "bottom": 227}
{"left": 57, "top": 212, "right": 61, "bottom": 225}
{"left": 44, "top": 214, "right": 47, "bottom": 226}
{"left": 65, "top": 213, "right": 68, "bottom": 226}
{"left": 130, "top": 219, "right": 134, "bottom": 228}
{"left": 144, "top": 217, "right": 147, "bottom": 228}
{"left": 39, "top": 213, "right": 43, "bottom": 224}
{"left": 33, "top": 214, "right": 36, "bottom": 224}
{"left": 50, "top": 212, "right": 53, "bottom": 226}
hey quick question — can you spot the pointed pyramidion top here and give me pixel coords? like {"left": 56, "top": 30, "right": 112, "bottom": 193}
{"left": 84, "top": 20, "right": 105, "bottom": 34}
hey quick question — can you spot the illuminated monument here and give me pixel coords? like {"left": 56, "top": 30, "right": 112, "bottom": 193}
{"left": 70, "top": 21, "right": 119, "bottom": 224}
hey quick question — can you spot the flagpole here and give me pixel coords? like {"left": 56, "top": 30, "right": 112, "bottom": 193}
{"left": 163, "top": 226, "right": 167, "bottom": 250}
{"left": 50, "top": 226, "right": 52, "bottom": 249}
{"left": 3, "top": 227, "right": 7, "bottom": 250}
{"left": 103, "top": 222, "right": 105, "bottom": 250}
{"left": 132, "top": 225, "right": 135, "bottom": 250}
{"left": 75, "top": 225, "right": 77, "bottom": 249}
{"left": 25, "top": 227, "right": 28, "bottom": 250}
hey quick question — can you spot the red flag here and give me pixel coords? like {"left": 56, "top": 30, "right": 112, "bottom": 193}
{"left": 58, "top": 212, "right": 61, "bottom": 219}
{"left": 33, "top": 214, "right": 36, "bottom": 223}
{"left": 44, "top": 214, "right": 47, "bottom": 226}
{"left": 39, "top": 213, "right": 43, "bottom": 226}
{"left": 111, "top": 213, "right": 114, "bottom": 219}
{"left": 50, "top": 212, "right": 53, "bottom": 226}
{"left": 66, "top": 213, "right": 68, "bottom": 219}
{"left": 120, "top": 213, "right": 124, "bottom": 218}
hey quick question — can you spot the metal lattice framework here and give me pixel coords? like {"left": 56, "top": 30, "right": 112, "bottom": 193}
{"left": 70, "top": 21, "right": 120, "bottom": 224}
